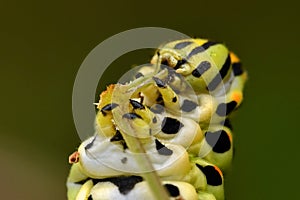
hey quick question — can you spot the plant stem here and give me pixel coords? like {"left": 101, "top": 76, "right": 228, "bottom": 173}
{"left": 121, "top": 134, "right": 170, "bottom": 200}
{"left": 112, "top": 82, "right": 170, "bottom": 200}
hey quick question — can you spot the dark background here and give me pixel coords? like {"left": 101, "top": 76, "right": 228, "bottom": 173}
{"left": 1, "top": 1, "right": 299, "bottom": 199}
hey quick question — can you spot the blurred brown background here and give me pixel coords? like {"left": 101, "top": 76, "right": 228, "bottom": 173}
{"left": 0, "top": 0, "right": 299, "bottom": 199}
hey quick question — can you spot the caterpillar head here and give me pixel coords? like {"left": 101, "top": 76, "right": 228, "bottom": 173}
{"left": 151, "top": 39, "right": 231, "bottom": 93}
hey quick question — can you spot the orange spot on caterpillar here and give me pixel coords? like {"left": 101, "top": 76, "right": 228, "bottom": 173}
{"left": 232, "top": 92, "right": 242, "bottom": 104}
{"left": 229, "top": 52, "right": 240, "bottom": 63}
{"left": 227, "top": 130, "right": 233, "bottom": 142}
{"left": 213, "top": 165, "right": 223, "bottom": 179}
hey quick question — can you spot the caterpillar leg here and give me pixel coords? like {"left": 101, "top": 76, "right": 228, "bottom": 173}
{"left": 76, "top": 180, "right": 93, "bottom": 200}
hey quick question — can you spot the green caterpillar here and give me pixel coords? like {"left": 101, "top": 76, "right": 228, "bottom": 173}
{"left": 67, "top": 38, "right": 247, "bottom": 200}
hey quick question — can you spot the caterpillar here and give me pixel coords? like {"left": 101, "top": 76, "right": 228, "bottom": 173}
{"left": 67, "top": 38, "right": 247, "bottom": 200}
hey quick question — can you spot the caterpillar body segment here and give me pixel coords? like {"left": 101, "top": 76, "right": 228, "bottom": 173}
{"left": 67, "top": 144, "right": 223, "bottom": 200}
{"left": 74, "top": 134, "right": 191, "bottom": 180}
{"left": 192, "top": 158, "right": 225, "bottom": 200}
{"left": 198, "top": 125, "right": 233, "bottom": 172}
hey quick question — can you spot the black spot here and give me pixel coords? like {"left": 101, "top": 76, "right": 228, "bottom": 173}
{"left": 216, "top": 101, "right": 238, "bottom": 116}
{"left": 110, "top": 130, "right": 123, "bottom": 142}
{"left": 187, "top": 46, "right": 205, "bottom": 58}
{"left": 164, "top": 184, "right": 180, "bottom": 197}
{"left": 155, "top": 139, "right": 173, "bottom": 155}
{"left": 85, "top": 135, "right": 96, "bottom": 150}
{"left": 101, "top": 103, "right": 119, "bottom": 116}
{"left": 122, "top": 113, "right": 142, "bottom": 119}
{"left": 129, "top": 99, "right": 145, "bottom": 109}
{"left": 205, "top": 130, "right": 231, "bottom": 153}
{"left": 219, "top": 54, "right": 231, "bottom": 79}
{"left": 92, "top": 176, "right": 143, "bottom": 195}
{"left": 101, "top": 103, "right": 119, "bottom": 111}
{"left": 121, "top": 157, "right": 127, "bottom": 164}
{"left": 192, "top": 61, "right": 211, "bottom": 78}
{"left": 153, "top": 77, "right": 166, "bottom": 88}
{"left": 110, "top": 131, "right": 128, "bottom": 149}
{"left": 174, "top": 59, "right": 187, "bottom": 70}
{"left": 221, "top": 118, "right": 233, "bottom": 130}
{"left": 152, "top": 117, "right": 157, "bottom": 123}
{"left": 174, "top": 41, "right": 193, "bottom": 49}
{"left": 207, "top": 54, "right": 231, "bottom": 91}
{"left": 202, "top": 41, "right": 219, "bottom": 50}
{"left": 187, "top": 41, "right": 218, "bottom": 58}
{"left": 135, "top": 72, "right": 144, "bottom": 79}
{"left": 232, "top": 62, "right": 243, "bottom": 76}
{"left": 172, "top": 96, "right": 177, "bottom": 102}
{"left": 161, "top": 117, "right": 183, "bottom": 134}
{"left": 196, "top": 165, "right": 223, "bottom": 186}
{"left": 156, "top": 95, "right": 163, "bottom": 103}
{"left": 150, "top": 104, "right": 165, "bottom": 114}
{"left": 160, "top": 62, "right": 169, "bottom": 69}
{"left": 181, "top": 99, "right": 198, "bottom": 112}
{"left": 88, "top": 195, "right": 93, "bottom": 200}
{"left": 207, "top": 75, "right": 222, "bottom": 91}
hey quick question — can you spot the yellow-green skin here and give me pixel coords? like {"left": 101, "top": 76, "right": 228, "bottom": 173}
{"left": 67, "top": 38, "right": 247, "bottom": 200}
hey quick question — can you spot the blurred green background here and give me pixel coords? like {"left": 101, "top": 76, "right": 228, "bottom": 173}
{"left": 0, "top": 0, "right": 299, "bottom": 199}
